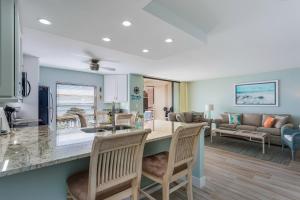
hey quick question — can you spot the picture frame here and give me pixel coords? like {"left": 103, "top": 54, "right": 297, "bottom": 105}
{"left": 234, "top": 80, "right": 279, "bottom": 106}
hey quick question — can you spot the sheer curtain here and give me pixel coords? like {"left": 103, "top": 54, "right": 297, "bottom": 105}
{"left": 179, "top": 82, "right": 189, "bottom": 112}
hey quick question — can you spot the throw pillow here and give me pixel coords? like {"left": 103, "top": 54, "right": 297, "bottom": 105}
{"left": 263, "top": 116, "right": 275, "bottom": 128}
{"left": 228, "top": 113, "right": 242, "bottom": 125}
{"left": 221, "top": 114, "right": 229, "bottom": 123}
{"left": 274, "top": 115, "right": 289, "bottom": 129}
{"left": 176, "top": 113, "right": 186, "bottom": 122}
{"left": 192, "top": 112, "right": 204, "bottom": 122}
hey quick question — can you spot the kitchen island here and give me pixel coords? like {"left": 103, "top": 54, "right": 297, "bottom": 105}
{"left": 0, "top": 121, "right": 206, "bottom": 200}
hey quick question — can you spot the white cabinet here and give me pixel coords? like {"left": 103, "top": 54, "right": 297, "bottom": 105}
{"left": 0, "top": 0, "right": 22, "bottom": 102}
{"left": 104, "top": 75, "right": 128, "bottom": 103}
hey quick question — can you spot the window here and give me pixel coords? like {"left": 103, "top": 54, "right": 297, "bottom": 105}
{"left": 56, "top": 83, "right": 96, "bottom": 129}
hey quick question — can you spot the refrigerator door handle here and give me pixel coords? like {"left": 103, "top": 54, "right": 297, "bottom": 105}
{"left": 50, "top": 91, "right": 54, "bottom": 123}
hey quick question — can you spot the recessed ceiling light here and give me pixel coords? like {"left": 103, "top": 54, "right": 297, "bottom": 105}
{"left": 102, "top": 37, "right": 111, "bottom": 42}
{"left": 122, "top": 20, "right": 132, "bottom": 27}
{"left": 142, "top": 49, "right": 149, "bottom": 53}
{"left": 38, "top": 18, "right": 52, "bottom": 25}
{"left": 165, "top": 38, "right": 173, "bottom": 43}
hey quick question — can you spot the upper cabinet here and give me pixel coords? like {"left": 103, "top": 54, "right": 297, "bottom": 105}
{"left": 0, "top": 0, "right": 22, "bottom": 102}
{"left": 104, "top": 75, "right": 128, "bottom": 103}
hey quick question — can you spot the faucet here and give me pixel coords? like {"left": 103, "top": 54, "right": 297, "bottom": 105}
{"left": 111, "top": 102, "right": 116, "bottom": 131}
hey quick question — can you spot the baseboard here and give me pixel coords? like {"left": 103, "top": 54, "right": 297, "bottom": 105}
{"left": 192, "top": 176, "right": 206, "bottom": 188}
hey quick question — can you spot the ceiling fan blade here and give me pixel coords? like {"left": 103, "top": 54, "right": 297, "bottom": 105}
{"left": 83, "top": 50, "right": 98, "bottom": 59}
{"left": 101, "top": 66, "right": 116, "bottom": 71}
{"left": 100, "top": 59, "right": 120, "bottom": 64}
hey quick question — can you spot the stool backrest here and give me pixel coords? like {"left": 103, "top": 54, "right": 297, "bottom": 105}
{"left": 166, "top": 123, "right": 204, "bottom": 178}
{"left": 115, "top": 113, "right": 134, "bottom": 126}
{"left": 88, "top": 129, "right": 151, "bottom": 199}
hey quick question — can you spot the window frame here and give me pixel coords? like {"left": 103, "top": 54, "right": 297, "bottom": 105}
{"left": 56, "top": 82, "right": 97, "bottom": 128}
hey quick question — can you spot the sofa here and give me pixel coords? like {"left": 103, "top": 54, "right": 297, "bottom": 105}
{"left": 214, "top": 113, "right": 294, "bottom": 145}
{"left": 167, "top": 112, "right": 211, "bottom": 135}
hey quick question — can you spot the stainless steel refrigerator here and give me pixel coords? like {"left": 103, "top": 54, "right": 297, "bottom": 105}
{"left": 38, "top": 86, "right": 54, "bottom": 125}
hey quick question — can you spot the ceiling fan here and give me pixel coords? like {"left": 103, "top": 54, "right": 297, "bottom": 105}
{"left": 74, "top": 50, "right": 118, "bottom": 72}
{"left": 88, "top": 58, "right": 116, "bottom": 72}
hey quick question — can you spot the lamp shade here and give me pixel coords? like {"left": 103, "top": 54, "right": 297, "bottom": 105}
{"left": 205, "top": 104, "right": 214, "bottom": 112}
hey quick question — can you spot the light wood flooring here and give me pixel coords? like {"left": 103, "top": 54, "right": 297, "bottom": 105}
{"left": 148, "top": 146, "right": 300, "bottom": 200}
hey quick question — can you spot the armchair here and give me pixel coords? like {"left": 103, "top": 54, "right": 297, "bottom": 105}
{"left": 281, "top": 126, "right": 300, "bottom": 160}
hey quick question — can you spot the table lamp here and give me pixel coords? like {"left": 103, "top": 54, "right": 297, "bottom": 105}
{"left": 205, "top": 104, "right": 214, "bottom": 119}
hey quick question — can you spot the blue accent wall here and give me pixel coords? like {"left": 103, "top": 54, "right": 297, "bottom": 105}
{"left": 188, "top": 68, "right": 300, "bottom": 124}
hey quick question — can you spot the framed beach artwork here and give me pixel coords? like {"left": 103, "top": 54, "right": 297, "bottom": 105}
{"left": 234, "top": 80, "right": 279, "bottom": 106}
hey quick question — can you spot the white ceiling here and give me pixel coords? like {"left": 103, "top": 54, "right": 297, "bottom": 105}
{"left": 144, "top": 78, "right": 171, "bottom": 87}
{"left": 20, "top": 0, "right": 300, "bottom": 81}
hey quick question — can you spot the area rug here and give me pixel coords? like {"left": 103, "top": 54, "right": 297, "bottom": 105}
{"left": 205, "top": 135, "right": 292, "bottom": 165}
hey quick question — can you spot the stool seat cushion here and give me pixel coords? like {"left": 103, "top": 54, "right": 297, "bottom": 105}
{"left": 67, "top": 171, "right": 131, "bottom": 200}
{"left": 142, "top": 152, "right": 187, "bottom": 178}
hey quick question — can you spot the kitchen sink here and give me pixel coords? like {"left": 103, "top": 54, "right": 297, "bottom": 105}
{"left": 81, "top": 128, "right": 106, "bottom": 133}
{"left": 81, "top": 125, "right": 132, "bottom": 133}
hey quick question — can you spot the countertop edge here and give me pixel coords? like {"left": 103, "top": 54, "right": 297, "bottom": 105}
{"left": 0, "top": 133, "right": 173, "bottom": 178}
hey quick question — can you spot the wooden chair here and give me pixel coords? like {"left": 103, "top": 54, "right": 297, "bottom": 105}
{"left": 67, "top": 129, "right": 151, "bottom": 200}
{"left": 141, "top": 123, "right": 205, "bottom": 200}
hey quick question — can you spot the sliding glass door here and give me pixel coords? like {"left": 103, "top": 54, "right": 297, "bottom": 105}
{"left": 143, "top": 77, "right": 180, "bottom": 121}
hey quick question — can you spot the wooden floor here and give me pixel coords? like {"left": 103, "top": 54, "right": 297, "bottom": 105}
{"left": 148, "top": 146, "right": 300, "bottom": 200}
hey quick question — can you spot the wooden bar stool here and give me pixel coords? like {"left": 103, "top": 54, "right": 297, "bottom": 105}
{"left": 67, "top": 129, "right": 151, "bottom": 200}
{"left": 141, "top": 123, "right": 205, "bottom": 200}
{"left": 115, "top": 113, "right": 134, "bottom": 127}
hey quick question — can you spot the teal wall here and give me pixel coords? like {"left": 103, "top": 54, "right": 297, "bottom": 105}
{"left": 129, "top": 74, "right": 144, "bottom": 114}
{"left": 189, "top": 68, "right": 300, "bottom": 125}
{"left": 0, "top": 158, "right": 90, "bottom": 200}
{"left": 39, "top": 66, "right": 104, "bottom": 129}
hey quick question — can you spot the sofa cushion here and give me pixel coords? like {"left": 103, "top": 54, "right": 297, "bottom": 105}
{"left": 236, "top": 125, "right": 257, "bottom": 131}
{"left": 192, "top": 112, "right": 204, "bottom": 122}
{"left": 243, "top": 113, "right": 262, "bottom": 127}
{"left": 183, "top": 112, "right": 193, "bottom": 123}
{"left": 219, "top": 123, "right": 237, "bottom": 130}
{"left": 176, "top": 113, "right": 186, "bottom": 122}
{"left": 168, "top": 112, "right": 177, "bottom": 122}
{"left": 257, "top": 127, "right": 281, "bottom": 136}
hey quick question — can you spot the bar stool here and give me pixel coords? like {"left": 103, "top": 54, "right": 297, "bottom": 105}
{"left": 67, "top": 129, "right": 151, "bottom": 200}
{"left": 141, "top": 123, "right": 204, "bottom": 200}
{"left": 115, "top": 113, "right": 134, "bottom": 127}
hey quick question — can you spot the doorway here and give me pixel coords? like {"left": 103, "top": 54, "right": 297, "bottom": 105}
{"left": 144, "top": 78, "right": 177, "bottom": 121}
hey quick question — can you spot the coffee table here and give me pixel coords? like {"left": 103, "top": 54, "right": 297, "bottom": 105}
{"left": 211, "top": 128, "right": 271, "bottom": 154}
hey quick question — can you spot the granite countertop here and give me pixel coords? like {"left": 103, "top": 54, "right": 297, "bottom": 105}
{"left": 0, "top": 122, "right": 176, "bottom": 178}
